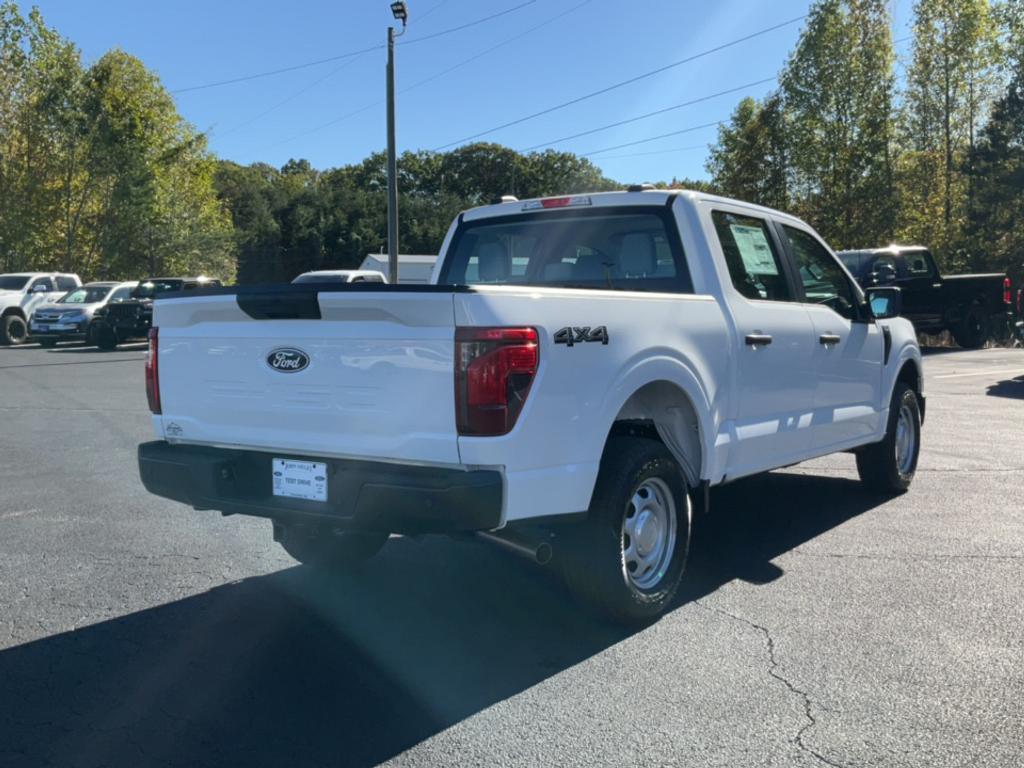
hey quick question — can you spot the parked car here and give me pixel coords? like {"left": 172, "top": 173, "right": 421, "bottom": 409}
{"left": 91, "top": 276, "right": 221, "bottom": 350}
{"left": 358, "top": 253, "right": 439, "bottom": 284}
{"left": 30, "top": 281, "right": 137, "bottom": 347}
{"left": 837, "top": 246, "right": 1011, "bottom": 348}
{"left": 292, "top": 269, "right": 387, "bottom": 284}
{"left": 0, "top": 272, "right": 81, "bottom": 345}
{"left": 137, "top": 190, "right": 923, "bottom": 624}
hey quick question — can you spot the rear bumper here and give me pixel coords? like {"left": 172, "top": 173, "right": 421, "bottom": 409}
{"left": 137, "top": 441, "right": 503, "bottom": 534}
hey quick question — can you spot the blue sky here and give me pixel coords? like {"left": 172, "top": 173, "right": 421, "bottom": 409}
{"left": 23, "top": 0, "right": 915, "bottom": 183}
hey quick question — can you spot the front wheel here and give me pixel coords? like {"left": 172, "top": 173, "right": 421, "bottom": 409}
{"left": 856, "top": 383, "right": 921, "bottom": 493}
{"left": 2, "top": 315, "right": 29, "bottom": 345}
{"left": 94, "top": 325, "right": 118, "bottom": 350}
{"left": 275, "top": 523, "right": 388, "bottom": 570}
{"left": 561, "top": 437, "right": 692, "bottom": 624}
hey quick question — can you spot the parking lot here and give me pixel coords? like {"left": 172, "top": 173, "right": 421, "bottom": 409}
{"left": 1, "top": 342, "right": 1022, "bottom": 768}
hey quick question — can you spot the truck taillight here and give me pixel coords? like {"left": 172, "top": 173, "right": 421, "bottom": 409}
{"left": 146, "top": 327, "right": 161, "bottom": 415}
{"left": 455, "top": 327, "right": 538, "bottom": 436}
{"left": 1003, "top": 277, "right": 1012, "bottom": 305}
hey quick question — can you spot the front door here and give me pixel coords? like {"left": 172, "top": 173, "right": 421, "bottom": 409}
{"left": 779, "top": 225, "right": 884, "bottom": 450}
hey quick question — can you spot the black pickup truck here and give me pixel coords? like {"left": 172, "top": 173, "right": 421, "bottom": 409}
{"left": 90, "top": 276, "right": 222, "bottom": 350}
{"left": 838, "top": 246, "right": 1012, "bottom": 348}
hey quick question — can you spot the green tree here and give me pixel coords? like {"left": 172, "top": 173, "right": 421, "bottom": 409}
{"left": 781, "top": 0, "right": 897, "bottom": 248}
{"left": 899, "top": 0, "right": 1000, "bottom": 266}
{"left": 706, "top": 93, "right": 789, "bottom": 210}
{"left": 965, "top": 52, "right": 1024, "bottom": 280}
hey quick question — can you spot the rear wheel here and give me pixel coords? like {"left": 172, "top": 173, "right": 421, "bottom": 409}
{"left": 561, "top": 437, "right": 692, "bottom": 624}
{"left": 2, "top": 315, "right": 28, "bottom": 345}
{"left": 856, "top": 383, "right": 921, "bottom": 493}
{"left": 275, "top": 523, "right": 388, "bottom": 570}
{"left": 953, "top": 306, "right": 988, "bottom": 349}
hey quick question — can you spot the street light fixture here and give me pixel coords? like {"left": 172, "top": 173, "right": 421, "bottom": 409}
{"left": 386, "top": 2, "right": 408, "bottom": 283}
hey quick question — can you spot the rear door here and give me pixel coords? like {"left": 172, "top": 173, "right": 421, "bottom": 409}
{"left": 778, "top": 224, "right": 884, "bottom": 450}
{"left": 154, "top": 288, "right": 461, "bottom": 464}
{"left": 708, "top": 208, "right": 817, "bottom": 477}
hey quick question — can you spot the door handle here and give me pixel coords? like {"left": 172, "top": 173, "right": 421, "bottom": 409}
{"left": 819, "top": 333, "right": 841, "bottom": 346}
{"left": 745, "top": 333, "right": 773, "bottom": 347}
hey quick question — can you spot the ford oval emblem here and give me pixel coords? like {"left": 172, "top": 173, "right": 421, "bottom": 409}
{"left": 267, "top": 348, "right": 310, "bottom": 373}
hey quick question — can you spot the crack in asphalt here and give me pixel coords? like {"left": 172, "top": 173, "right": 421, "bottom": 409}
{"left": 696, "top": 602, "right": 848, "bottom": 768}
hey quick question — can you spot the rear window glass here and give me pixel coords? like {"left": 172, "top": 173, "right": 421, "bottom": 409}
{"left": 440, "top": 209, "right": 692, "bottom": 293}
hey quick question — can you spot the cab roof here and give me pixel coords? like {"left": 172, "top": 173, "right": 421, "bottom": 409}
{"left": 462, "top": 189, "right": 810, "bottom": 229}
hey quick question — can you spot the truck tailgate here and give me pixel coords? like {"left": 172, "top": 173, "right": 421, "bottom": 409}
{"left": 153, "top": 288, "right": 460, "bottom": 465}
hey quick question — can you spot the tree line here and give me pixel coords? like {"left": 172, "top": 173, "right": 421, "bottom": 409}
{"left": 1, "top": 1, "right": 1022, "bottom": 285}
{"left": 707, "top": 0, "right": 1024, "bottom": 283}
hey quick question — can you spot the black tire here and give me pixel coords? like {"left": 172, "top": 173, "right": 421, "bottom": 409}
{"left": 2, "top": 314, "right": 29, "bottom": 346}
{"left": 38, "top": 337, "right": 58, "bottom": 348}
{"left": 276, "top": 523, "right": 388, "bottom": 570}
{"left": 561, "top": 436, "right": 692, "bottom": 625}
{"left": 856, "top": 383, "right": 921, "bottom": 494}
{"left": 953, "top": 306, "right": 988, "bottom": 349}
{"left": 94, "top": 324, "right": 118, "bottom": 350}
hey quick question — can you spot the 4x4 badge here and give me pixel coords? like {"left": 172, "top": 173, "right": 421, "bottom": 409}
{"left": 554, "top": 326, "right": 609, "bottom": 347}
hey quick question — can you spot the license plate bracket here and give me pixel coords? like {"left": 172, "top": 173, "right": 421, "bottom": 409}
{"left": 272, "top": 458, "right": 327, "bottom": 502}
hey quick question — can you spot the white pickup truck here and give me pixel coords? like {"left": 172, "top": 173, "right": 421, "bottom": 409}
{"left": 0, "top": 272, "right": 82, "bottom": 344}
{"left": 138, "top": 190, "right": 924, "bottom": 623}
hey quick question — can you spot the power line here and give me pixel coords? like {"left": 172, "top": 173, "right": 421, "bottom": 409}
{"left": 587, "top": 143, "right": 708, "bottom": 161}
{"left": 173, "top": 44, "right": 381, "bottom": 95}
{"left": 399, "top": 0, "right": 536, "bottom": 46}
{"left": 431, "top": 15, "right": 807, "bottom": 151}
{"left": 217, "top": 56, "right": 366, "bottom": 138}
{"left": 520, "top": 76, "right": 776, "bottom": 152}
{"left": 580, "top": 120, "right": 727, "bottom": 157}
{"left": 172, "top": 0, "right": 537, "bottom": 94}
{"left": 251, "top": 0, "right": 590, "bottom": 153}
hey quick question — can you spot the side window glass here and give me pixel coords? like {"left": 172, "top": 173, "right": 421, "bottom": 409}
{"left": 907, "top": 253, "right": 933, "bottom": 277}
{"left": 868, "top": 255, "right": 898, "bottom": 285}
{"left": 782, "top": 226, "right": 858, "bottom": 320}
{"left": 55, "top": 276, "right": 77, "bottom": 291}
{"left": 110, "top": 287, "right": 132, "bottom": 302}
{"left": 31, "top": 277, "right": 55, "bottom": 292}
{"left": 711, "top": 211, "right": 792, "bottom": 301}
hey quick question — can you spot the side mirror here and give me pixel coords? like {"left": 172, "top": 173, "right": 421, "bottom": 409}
{"left": 867, "top": 287, "right": 902, "bottom": 319}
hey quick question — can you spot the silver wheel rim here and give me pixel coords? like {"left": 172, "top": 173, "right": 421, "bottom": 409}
{"left": 622, "top": 477, "right": 678, "bottom": 591}
{"left": 895, "top": 403, "right": 916, "bottom": 475}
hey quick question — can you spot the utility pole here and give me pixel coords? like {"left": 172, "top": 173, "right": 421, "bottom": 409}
{"left": 386, "top": 2, "right": 408, "bottom": 284}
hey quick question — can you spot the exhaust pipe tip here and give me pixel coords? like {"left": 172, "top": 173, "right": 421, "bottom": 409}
{"left": 476, "top": 529, "right": 554, "bottom": 565}
{"left": 535, "top": 541, "right": 553, "bottom": 566}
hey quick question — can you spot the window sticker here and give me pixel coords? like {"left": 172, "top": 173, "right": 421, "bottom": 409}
{"left": 730, "top": 224, "right": 779, "bottom": 276}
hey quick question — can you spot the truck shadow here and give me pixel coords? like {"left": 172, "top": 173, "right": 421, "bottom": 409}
{"left": 986, "top": 376, "right": 1024, "bottom": 399}
{"left": 0, "top": 471, "right": 885, "bottom": 768}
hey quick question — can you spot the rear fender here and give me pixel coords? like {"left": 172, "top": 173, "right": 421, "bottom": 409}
{"left": 598, "top": 355, "right": 717, "bottom": 487}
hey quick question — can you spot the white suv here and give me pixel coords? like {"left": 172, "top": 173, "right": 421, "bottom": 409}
{"left": 0, "top": 273, "right": 82, "bottom": 345}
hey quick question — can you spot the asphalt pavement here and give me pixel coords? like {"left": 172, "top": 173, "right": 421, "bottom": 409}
{"left": 1, "top": 342, "right": 1022, "bottom": 768}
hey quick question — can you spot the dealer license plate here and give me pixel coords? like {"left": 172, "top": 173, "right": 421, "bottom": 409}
{"left": 272, "top": 458, "right": 327, "bottom": 502}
